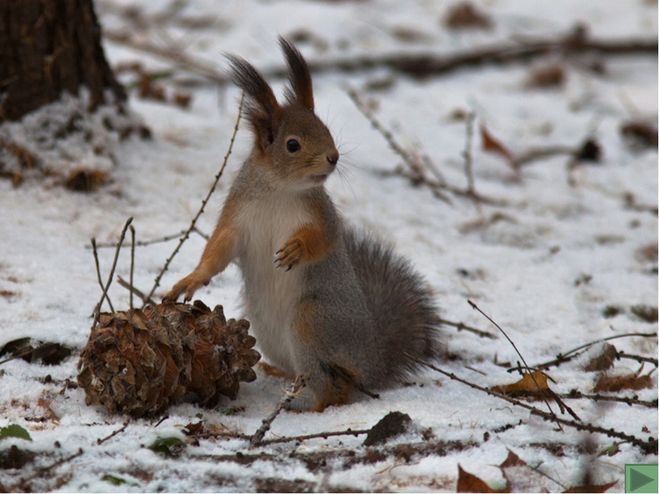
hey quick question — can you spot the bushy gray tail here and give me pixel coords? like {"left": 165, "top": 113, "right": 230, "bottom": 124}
{"left": 343, "top": 228, "right": 441, "bottom": 384}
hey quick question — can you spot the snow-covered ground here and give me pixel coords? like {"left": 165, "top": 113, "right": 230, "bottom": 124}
{"left": 1, "top": 0, "right": 657, "bottom": 491}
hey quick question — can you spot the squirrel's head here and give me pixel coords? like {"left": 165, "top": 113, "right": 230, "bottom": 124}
{"left": 227, "top": 38, "right": 339, "bottom": 190}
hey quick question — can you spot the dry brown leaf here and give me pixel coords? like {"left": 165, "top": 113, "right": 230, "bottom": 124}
{"left": 37, "top": 397, "right": 60, "bottom": 424}
{"left": 620, "top": 120, "right": 658, "bottom": 149}
{"left": 525, "top": 64, "right": 566, "bottom": 89}
{"left": 443, "top": 2, "right": 493, "bottom": 30}
{"left": 563, "top": 480, "right": 617, "bottom": 492}
{"left": 457, "top": 465, "right": 508, "bottom": 493}
{"left": 593, "top": 367, "right": 655, "bottom": 392}
{"left": 491, "top": 370, "right": 551, "bottom": 396}
{"left": 635, "top": 242, "right": 658, "bottom": 263}
{"left": 480, "top": 125, "right": 516, "bottom": 166}
{"left": 583, "top": 343, "right": 617, "bottom": 372}
{"left": 64, "top": 168, "right": 109, "bottom": 192}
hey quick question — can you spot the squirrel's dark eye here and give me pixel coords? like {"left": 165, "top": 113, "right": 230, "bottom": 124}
{"left": 286, "top": 139, "right": 301, "bottom": 153}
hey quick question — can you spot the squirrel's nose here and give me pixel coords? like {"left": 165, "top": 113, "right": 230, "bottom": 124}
{"left": 326, "top": 149, "right": 339, "bottom": 166}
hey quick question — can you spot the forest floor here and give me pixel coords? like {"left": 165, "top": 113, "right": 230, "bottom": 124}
{"left": 0, "top": 0, "right": 657, "bottom": 492}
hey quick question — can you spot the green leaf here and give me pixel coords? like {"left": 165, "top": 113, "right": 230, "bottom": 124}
{"left": 148, "top": 436, "right": 186, "bottom": 457}
{"left": 101, "top": 474, "right": 126, "bottom": 486}
{"left": 101, "top": 474, "right": 139, "bottom": 487}
{"left": 0, "top": 424, "right": 32, "bottom": 441}
{"left": 598, "top": 442, "right": 620, "bottom": 457}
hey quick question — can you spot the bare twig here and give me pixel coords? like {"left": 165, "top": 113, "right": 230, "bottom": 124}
{"left": 437, "top": 317, "right": 497, "bottom": 339}
{"left": 462, "top": 112, "right": 478, "bottom": 202}
{"left": 153, "top": 415, "right": 169, "bottom": 428}
{"left": 250, "top": 376, "right": 306, "bottom": 447}
{"left": 200, "top": 426, "right": 370, "bottom": 446}
{"left": 261, "top": 427, "right": 370, "bottom": 446}
{"left": 91, "top": 218, "right": 133, "bottom": 329}
{"left": 87, "top": 227, "right": 208, "bottom": 249}
{"left": 117, "top": 276, "right": 156, "bottom": 306}
{"left": 129, "top": 225, "right": 135, "bottom": 310}
{"left": 527, "top": 332, "right": 657, "bottom": 371}
{"left": 560, "top": 390, "right": 657, "bottom": 408}
{"left": 346, "top": 88, "right": 505, "bottom": 206}
{"left": 143, "top": 94, "right": 244, "bottom": 305}
{"left": 90, "top": 238, "right": 114, "bottom": 313}
{"left": 513, "top": 145, "right": 576, "bottom": 168}
{"left": 193, "top": 438, "right": 474, "bottom": 469}
{"left": 467, "top": 300, "right": 569, "bottom": 425}
{"left": 616, "top": 350, "right": 658, "bottom": 367}
{"left": 105, "top": 26, "right": 657, "bottom": 85}
{"left": 409, "top": 355, "right": 657, "bottom": 454}
{"left": 96, "top": 421, "right": 129, "bottom": 445}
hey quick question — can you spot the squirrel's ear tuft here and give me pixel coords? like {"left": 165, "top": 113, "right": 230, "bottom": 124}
{"left": 279, "top": 37, "right": 314, "bottom": 111}
{"left": 226, "top": 54, "right": 281, "bottom": 151}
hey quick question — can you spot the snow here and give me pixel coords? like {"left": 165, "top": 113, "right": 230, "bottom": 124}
{"left": 1, "top": 0, "right": 657, "bottom": 491}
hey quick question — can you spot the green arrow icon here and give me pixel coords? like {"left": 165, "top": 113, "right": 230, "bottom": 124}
{"left": 626, "top": 464, "right": 658, "bottom": 493}
{"left": 631, "top": 469, "right": 653, "bottom": 491}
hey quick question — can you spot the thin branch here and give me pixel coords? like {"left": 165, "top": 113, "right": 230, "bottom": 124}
{"left": 409, "top": 355, "right": 657, "bottom": 454}
{"left": 96, "top": 421, "right": 129, "bottom": 445}
{"left": 129, "top": 225, "right": 135, "bottom": 310}
{"left": 468, "top": 300, "right": 569, "bottom": 425}
{"left": 87, "top": 227, "right": 208, "bottom": 249}
{"left": 250, "top": 376, "right": 306, "bottom": 447}
{"left": 91, "top": 218, "right": 133, "bottom": 329}
{"left": 560, "top": 390, "right": 657, "bottom": 408}
{"left": 117, "top": 276, "right": 156, "bottom": 306}
{"left": 616, "top": 350, "right": 658, "bottom": 367}
{"left": 143, "top": 94, "right": 244, "bottom": 305}
{"left": 105, "top": 27, "right": 657, "bottom": 85}
{"left": 528, "top": 332, "right": 657, "bottom": 371}
{"left": 261, "top": 427, "right": 370, "bottom": 446}
{"left": 462, "top": 112, "right": 478, "bottom": 201}
{"left": 200, "top": 427, "right": 370, "bottom": 446}
{"left": 437, "top": 317, "right": 497, "bottom": 339}
{"left": 346, "top": 88, "right": 505, "bottom": 206}
{"left": 90, "top": 238, "right": 114, "bottom": 313}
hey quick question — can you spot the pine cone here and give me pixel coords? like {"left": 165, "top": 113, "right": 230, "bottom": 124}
{"left": 77, "top": 301, "right": 260, "bottom": 417}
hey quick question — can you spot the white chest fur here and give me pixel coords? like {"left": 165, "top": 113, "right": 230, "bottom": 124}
{"left": 235, "top": 192, "right": 312, "bottom": 371}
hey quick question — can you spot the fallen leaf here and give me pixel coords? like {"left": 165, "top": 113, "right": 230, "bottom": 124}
{"left": 65, "top": 168, "right": 109, "bottom": 192}
{"left": 594, "top": 367, "right": 655, "bottom": 392}
{"left": 443, "top": 2, "right": 492, "bottom": 30}
{"left": 457, "top": 465, "right": 507, "bottom": 493}
{"left": 480, "top": 125, "right": 516, "bottom": 167}
{"left": 183, "top": 421, "right": 205, "bottom": 436}
{"left": 583, "top": 343, "right": 617, "bottom": 372}
{"left": 526, "top": 64, "right": 566, "bottom": 89}
{"left": 148, "top": 436, "right": 186, "bottom": 458}
{"left": 630, "top": 304, "right": 658, "bottom": 323}
{"left": 0, "top": 424, "right": 32, "bottom": 442}
{"left": 563, "top": 480, "right": 617, "bottom": 492}
{"left": 620, "top": 121, "right": 658, "bottom": 150}
{"left": 491, "top": 370, "right": 551, "bottom": 396}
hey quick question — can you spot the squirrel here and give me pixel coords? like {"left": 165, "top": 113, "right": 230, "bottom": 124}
{"left": 165, "top": 38, "right": 441, "bottom": 411}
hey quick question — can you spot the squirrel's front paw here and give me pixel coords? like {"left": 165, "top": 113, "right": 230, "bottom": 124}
{"left": 274, "top": 239, "right": 303, "bottom": 271}
{"left": 163, "top": 272, "right": 210, "bottom": 303}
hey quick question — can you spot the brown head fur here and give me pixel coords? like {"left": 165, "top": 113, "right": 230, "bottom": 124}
{"left": 227, "top": 37, "right": 339, "bottom": 191}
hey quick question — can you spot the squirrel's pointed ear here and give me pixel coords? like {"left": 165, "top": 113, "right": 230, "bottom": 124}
{"left": 226, "top": 54, "right": 281, "bottom": 151}
{"left": 279, "top": 37, "right": 314, "bottom": 111}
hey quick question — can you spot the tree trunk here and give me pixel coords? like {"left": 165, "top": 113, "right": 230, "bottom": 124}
{"left": 0, "top": 0, "right": 125, "bottom": 123}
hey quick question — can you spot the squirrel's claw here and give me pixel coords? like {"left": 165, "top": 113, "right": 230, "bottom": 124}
{"left": 274, "top": 239, "right": 303, "bottom": 270}
{"left": 165, "top": 271, "right": 210, "bottom": 303}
